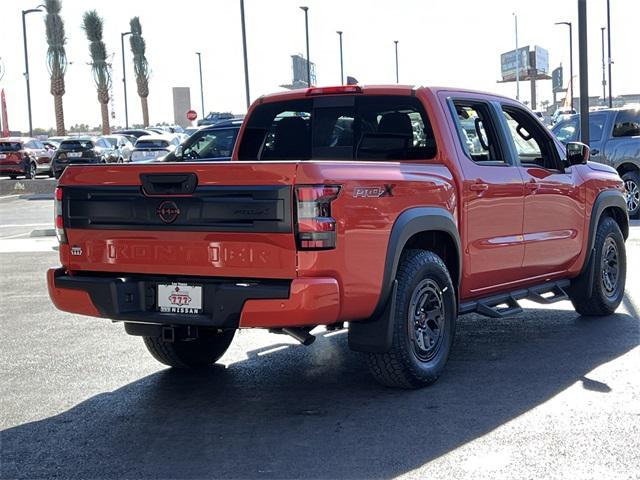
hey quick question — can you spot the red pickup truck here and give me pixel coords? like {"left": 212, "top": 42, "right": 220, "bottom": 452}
{"left": 47, "top": 85, "right": 629, "bottom": 388}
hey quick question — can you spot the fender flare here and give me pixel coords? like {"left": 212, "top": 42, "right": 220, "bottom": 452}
{"left": 348, "top": 207, "right": 461, "bottom": 353}
{"left": 570, "top": 189, "right": 628, "bottom": 298}
{"left": 583, "top": 189, "right": 628, "bottom": 273}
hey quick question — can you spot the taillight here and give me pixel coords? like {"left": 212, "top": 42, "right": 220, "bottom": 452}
{"left": 295, "top": 185, "right": 340, "bottom": 250}
{"left": 55, "top": 187, "right": 67, "bottom": 244}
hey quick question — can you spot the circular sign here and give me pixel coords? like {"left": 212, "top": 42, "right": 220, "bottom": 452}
{"left": 186, "top": 110, "right": 197, "bottom": 121}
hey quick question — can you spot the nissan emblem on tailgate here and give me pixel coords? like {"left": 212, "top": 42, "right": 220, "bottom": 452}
{"left": 156, "top": 201, "right": 180, "bottom": 224}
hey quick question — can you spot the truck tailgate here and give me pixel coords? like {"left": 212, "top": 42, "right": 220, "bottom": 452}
{"left": 58, "top": 162, "right": 298, "bottom": 279}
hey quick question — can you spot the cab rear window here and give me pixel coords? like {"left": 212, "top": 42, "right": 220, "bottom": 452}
{"left": 60, "top": 140, "right": 94, "bottom": 150}
{"left": 0, "top": 142, "right": 22, "bottom": 152}
{"left": 238, "top": 95, "right": 436, "bottom": 161}
{"left": 136, "top": 140, "right": 169, "bottom": 149}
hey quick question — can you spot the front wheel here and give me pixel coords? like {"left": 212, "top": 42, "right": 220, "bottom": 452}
{"left": 367, "top": 250, "right": 456, "bottom": 389}
{"left": 143, "top": 329, "right": 235, "bottom": 368}
{"left": 569, "top": 216, "right": 626, "bottom": 316}
{"left": 622, "top": 171, "right": 640, "bottom": 219}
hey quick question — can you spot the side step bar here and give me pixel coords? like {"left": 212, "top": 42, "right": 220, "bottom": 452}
{"left": 459, "top": 279, "right": 570, "bottom": 319}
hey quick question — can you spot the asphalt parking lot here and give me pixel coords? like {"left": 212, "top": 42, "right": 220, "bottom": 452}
{"left": 1, "top": 194, "right": 639, "bottom": 479}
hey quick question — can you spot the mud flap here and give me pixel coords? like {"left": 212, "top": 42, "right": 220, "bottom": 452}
{"left": 348, "top": 280, "right": 397, "bottom": 353}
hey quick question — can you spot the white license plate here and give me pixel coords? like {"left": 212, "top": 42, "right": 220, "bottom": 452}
{"left": 157, "top": 283, "right": 203, "bottom": 314}
{"left": 0, "top": 154, "right": 6, "bottom": 159}
{"left": 68, "top": 152, "right": 82, "bottom": 157}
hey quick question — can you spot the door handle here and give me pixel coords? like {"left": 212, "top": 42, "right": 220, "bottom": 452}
{"left": 525, "top": 180, "right": 539, "bottom": 192}
{"left": 591, "top": 149, "right": 600, "bottom": 155}
{"left": 469, "top": 182, "right": 489, "bottom": 192}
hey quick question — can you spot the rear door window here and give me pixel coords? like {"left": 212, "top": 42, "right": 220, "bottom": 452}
{"left": 451, "top": 101, "right": 505, "bottom": 164}
{"left": 612, "top": 109, "right": 640, "bottom": 137}
{"left": 238, "top": 95, "right": 436, "bottom": 161}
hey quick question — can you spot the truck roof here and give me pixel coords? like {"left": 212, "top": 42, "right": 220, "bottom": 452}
{"left": 256, "top": 84, "right": 517, "bottom": 105}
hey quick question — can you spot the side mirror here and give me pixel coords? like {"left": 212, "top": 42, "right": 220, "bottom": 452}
{"left": 174, "top": 145, "right": 183, "bottom": 158}
{"left": 566, "top": 141, "right": 589, "bottom": 166}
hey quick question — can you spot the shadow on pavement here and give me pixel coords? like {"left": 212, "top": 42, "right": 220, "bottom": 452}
{"left": 2, "top": 308, "right": 638, "bottom": 479}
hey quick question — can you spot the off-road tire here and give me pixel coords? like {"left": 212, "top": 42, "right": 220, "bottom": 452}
{"left": 622, "top": 171, "right": 640, "bottom": 219}
{"left": 143, "top": 329, "right": 235, "bottom": 368}
{"left": 569, "top": 216, "right": 626, "bottom": 316}
{"left": 367, "top": 250, "right": 456, "bottom": 389}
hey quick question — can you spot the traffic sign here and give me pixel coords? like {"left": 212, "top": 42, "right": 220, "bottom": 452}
{"left": 186, "top": 110, "right": 197, "bottom": 121}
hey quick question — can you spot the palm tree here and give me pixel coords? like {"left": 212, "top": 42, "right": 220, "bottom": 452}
{"left": 129, "top": 17, "right": 150, "bottom": 126}
{"left": 44, "top": 0, "right": 67, "bottom": 135}
{"left": 82, "top": 10, "right": 111, "bottom": 134}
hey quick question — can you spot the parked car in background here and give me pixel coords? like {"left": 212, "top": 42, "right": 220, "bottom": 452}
{"left": 101, "top": 135, "right": 134, "bottom": 162}
{"left": 112, "top": 129, "right": 156, "bottom": 139}
{"left": 552, "top": 107, "right": 640, "bottom": 218}
{"left": 162, "top": 119, "right": 243, "bottom": 162}
{"left": 533, "top": 110, "right": 553, "bottom": 127}
{"left": 197, "top": 112, "right": 236, "bottom": 126}
{"left": 42, "top": 140, "right": 60, "bottom": 151}
{"left": 47, "top": 136, "right": 69, "bottom": 144}
{"left": 51, "top": 137, "right": 109, "bottom": 179}
{"left": 0, "top": 137, "right": 53, "bottom": 179}
{"left": 130, "top": 135, "right": 180, "bottom": 162}
{"left": 149, "top": 125, "right": 185, "bottom": 135}
{"left": 551, "top": 107, "right": 577, "bottom": 125}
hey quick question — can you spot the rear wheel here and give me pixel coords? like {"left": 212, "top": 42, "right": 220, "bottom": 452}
{"left": 9, "top": 175, "right": 17, "bottom": 180}
{"left": 367, "top": 250, "right": 456, "bottom": 388}
{"left": 143, "top": 329, "right": 235, "bottom": 368}
{"left": 622, "top": 171, "right": 640, "bottom": 219}
{"left": 569, "top": 216, "right": 626, "bottom": 316}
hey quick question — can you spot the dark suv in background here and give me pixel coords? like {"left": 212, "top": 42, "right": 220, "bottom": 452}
{"left": 51, "top": 137, "right": 109, "bottom": 179}
{"left": 552, "top": 107, "right": 640, "bottom": 218}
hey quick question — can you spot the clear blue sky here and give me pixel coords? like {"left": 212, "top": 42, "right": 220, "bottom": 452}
{"left": 0, "top": 0, "right": 637, "bottom": 131}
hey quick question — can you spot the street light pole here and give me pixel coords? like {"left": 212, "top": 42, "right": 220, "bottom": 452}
{"left": 22, "top": 7, "right": 43, "bottom": 137}
{"left": 300, "top": 7, "right": 311, "bottom": 86}
{"left": 606, "top": 0, "right": 613, "bottom": 107}
{"left": 394, "top": 40, "right": 399, "bottom": 83}
{"left": 578, "top": 0, "right": 589, "bottom": 145}
{"left": 121, "top": 31, "right": 132, "bottom": 128}
{"left": 239, "top": 0, "right": 250, "bottom": 109}
{"left": 600, "top": 27, "right": 607, "bottom": 104}
{"left": 555, "top": 21, "right": 574, "bottom": 111}
{"left": 337, "top": 31, "right": 344, "bottom": 85}
{"left": 513, "top": 13, "right": 520, "bottom": 101}
{"left": 196, "top": 52, "right": 204, "bottom": 118}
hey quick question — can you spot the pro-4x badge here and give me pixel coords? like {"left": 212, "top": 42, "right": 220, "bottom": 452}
{"left": 353, "top": 184, "right": 395, "bottom": 198}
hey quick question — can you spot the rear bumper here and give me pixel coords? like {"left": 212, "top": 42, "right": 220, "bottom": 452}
{"left": 47, "top": 268, "right": 340, "bottom": 329}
